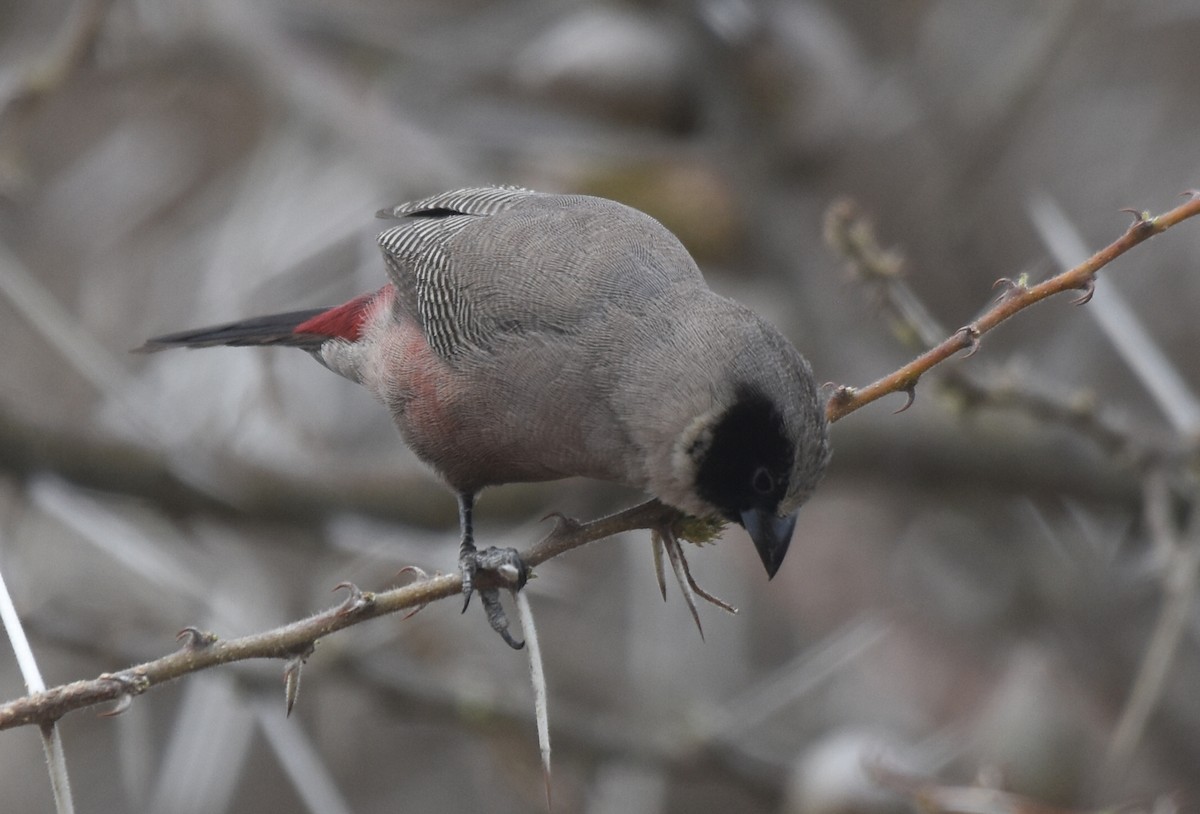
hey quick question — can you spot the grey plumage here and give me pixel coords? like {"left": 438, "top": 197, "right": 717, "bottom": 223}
{"left": 363, "top": 187, "right": 828, "bottom": 517}
{"left": 144, "top": 186, "right": 830, "bottom": 622}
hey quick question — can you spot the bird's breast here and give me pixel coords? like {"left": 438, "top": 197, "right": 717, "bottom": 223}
{"left": 368, "top": 322, "right": 636, "bottom": 492}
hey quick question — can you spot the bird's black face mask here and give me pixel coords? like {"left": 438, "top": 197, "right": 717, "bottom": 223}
{"left": 693, "top": 388, "right": 795, "bottom": 578}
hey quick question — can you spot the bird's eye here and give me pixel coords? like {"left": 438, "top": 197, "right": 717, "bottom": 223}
{"left": 752, "top": 466, "right": 774, "bottom": 494}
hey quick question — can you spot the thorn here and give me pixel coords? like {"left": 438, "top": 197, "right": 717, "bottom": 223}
{"left": 1120, "top": 207, "right": 1157, "bottom": 235}
{"left": 685, "top": 569, "right": 738, "bottom": 615}
{"left": 1182, "top": 189, "right": 1200, "bottom": 200}
{"left": 650, "top": 530, "right": 668, "bottom": 601}
{"left": 661, "top": 528, "right": 705, "bottom": 640}
{"left": 1120, "top": 207, "right": 1148, "bottom": 224}
{"left": 98, "top": 692, "right": 133, "bottom": 718}
{"left": 672, "top": 525, "right": 738, "bottom": 613}
{"left": 395, "top": 565, "right": 433, "bottom": 620}
{"left": 99, "top": 692, "right": 134, "bottom": 718}
{"left": 893, "top": 386, "right": 917, "bottom": 414}
{"left": 654, "top": 524, "right": 737, "bottom": 615}
{"left": 396, "top": 565, "right": 430, "bottom": 581}
{"left": 991, "top": 277, "right": 1025, "bottom": 302}
{"left": 480, "top": 587, "right": 524, "bottom": 649}
{"left": 956, "top": 325, "right": 981, "bottom": 358}
{"left": 1118, "top": 207, "right": 1156, "bottom": 236}
{"left": 1071, "top": 276, "right": 1096, "bottom": 305}
{"left": 284, "top": 655, "right": 304, "bottom": 717}
{"left": 96, "top": 672, "right": 146, "bottom": 718}
{"left": 176, "top": 626, "right": 217, "bottom": 651}
{"left": 540, "top": 511, "right": 581, "bottom": 535}
{"left": 333, "top": 581, "right": 375, "bottom": 617}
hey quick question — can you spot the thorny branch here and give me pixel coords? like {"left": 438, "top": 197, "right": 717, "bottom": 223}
{"left": 0, "top": 501, "right": 684, "bottom": 731}
{"left": 823, "top": 192, "right": 1200, "bottom": 423}
{"left": 823, "top": 198, "right": 1180, "bottom": 467}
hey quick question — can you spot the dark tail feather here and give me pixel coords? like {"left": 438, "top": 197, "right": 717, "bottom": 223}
{"left": 136, "top": 308, "right": 332, "bottom": 353}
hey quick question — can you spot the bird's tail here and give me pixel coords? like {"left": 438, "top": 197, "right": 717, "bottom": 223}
{"left": 136, "top": 308, "right": 331, "bottom": 353}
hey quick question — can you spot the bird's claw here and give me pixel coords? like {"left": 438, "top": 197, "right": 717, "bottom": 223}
{"left": 480, "top": 586, "right": 525, "bottom": 649}
{"left": 459, "top": 550, "right": 478, "bottom": 612}
{"left": 459, "top": 546, "right": 528, "bottom": 649}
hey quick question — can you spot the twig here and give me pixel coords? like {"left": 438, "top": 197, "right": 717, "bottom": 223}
{"left": 515, "top": 590, "right": 552, "bottom": 811}
{"left": 824, "top": 197, "right": 946, "bottom": 349}
{"left": 825, "top": 198, "right": 1181, "bottom": 467}
{"left": 0, "top": 500, "right": 680, "bottom": 731}
{"left": 824, "top": 192, "right": 1200, "bottom": 423}
{"left": 0, "top": 554, "right": 75, "bottom": 813}
{"left": 1029, "top": 194, "right": 1200, "bottom": 437}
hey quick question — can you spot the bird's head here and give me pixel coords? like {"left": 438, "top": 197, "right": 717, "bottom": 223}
{"left": 643, "top": 314, "right": 829, "bottom": 578}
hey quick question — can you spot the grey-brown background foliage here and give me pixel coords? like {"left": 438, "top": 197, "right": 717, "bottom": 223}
{"left": 2, "top": 1, "right": 1198, "bottom": 812}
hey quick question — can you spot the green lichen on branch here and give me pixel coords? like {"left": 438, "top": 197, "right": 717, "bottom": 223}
{"left": 674, "top": 513, "right": 727, "bottom": 546}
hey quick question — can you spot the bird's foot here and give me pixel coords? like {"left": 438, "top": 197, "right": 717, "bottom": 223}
{"left": 460, "top": 546, "right": 528, "bottom": 650}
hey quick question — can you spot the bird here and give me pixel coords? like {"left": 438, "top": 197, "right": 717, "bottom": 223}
{"left": 141, "top": 186, "right": 831, "bottom": 647}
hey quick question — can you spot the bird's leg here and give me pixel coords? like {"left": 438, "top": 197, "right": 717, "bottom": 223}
{"left": 456, "top": 491, "right": 529, "bottom": 649}
{"left": 457, "top": 492, "right": 479, "bottom": 611}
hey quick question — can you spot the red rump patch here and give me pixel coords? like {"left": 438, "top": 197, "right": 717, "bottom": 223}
{"left": 294, "top": 286, "right": 390, "bottom": 342}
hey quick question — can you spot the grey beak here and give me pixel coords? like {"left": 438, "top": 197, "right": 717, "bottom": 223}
{"left": 740, "top": 507, "right": 798, "bottom": 579}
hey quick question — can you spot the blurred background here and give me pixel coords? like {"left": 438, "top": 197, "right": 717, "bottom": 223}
{"left": 2, "top": 0, "right": 1199, "bottom": 812}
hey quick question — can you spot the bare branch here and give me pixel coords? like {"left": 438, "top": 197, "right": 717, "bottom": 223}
{"left": 1029, "top": 194, "right": 1200, "bottom": 436}
{"left": 824, "top": 193, "right": 1200, "bottom": 423}
{"left": 825, "top": 200, "right": 1190, "bottom": 469}
{"left": 0, "top": 550, "right": 75, "bottom": 813}
{"left": 0, "top": 500, "right": 681, "bottom": 731}
{"left": 515, "top": 590, "right": 552, "bottom": 811}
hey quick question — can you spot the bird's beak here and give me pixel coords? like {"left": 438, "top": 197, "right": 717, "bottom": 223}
{"left": 740, "top": 507, "right": 798, "bottom": 579}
